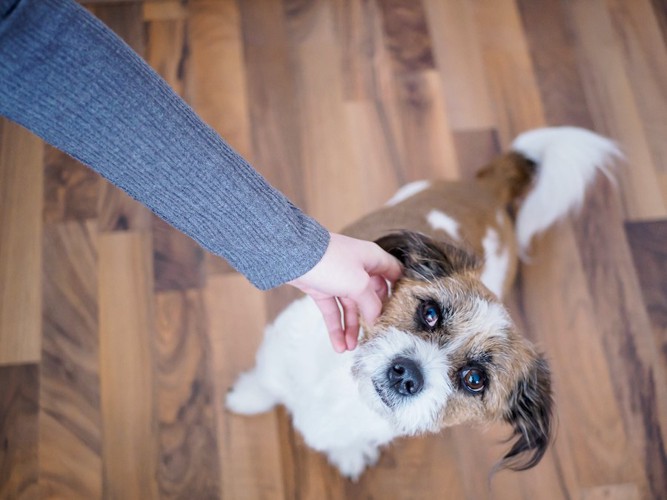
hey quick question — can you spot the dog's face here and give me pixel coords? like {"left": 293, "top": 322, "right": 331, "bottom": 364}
{"left": 351, "top": 232, "right": 552, "bottom": 471}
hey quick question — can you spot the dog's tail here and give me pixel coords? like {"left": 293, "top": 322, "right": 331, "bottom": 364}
{"left": 477, "top": 126, "right": 621, "bottom": 254}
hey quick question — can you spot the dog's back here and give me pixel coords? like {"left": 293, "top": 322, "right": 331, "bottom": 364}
{"left": 345, "top": 126, "right": 620, "bottom": 299}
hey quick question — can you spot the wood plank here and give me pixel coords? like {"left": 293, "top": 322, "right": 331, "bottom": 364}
{"left": 143, "top": 5, "right": 211, "bottom": 285}
{"left": 573, "top": 182, "right": 667, "bottom": 499}
{"left": 286, "top": 0, "right": 365, "bottom": 229}
{"left": 43, "top": 146, "right": 99, "bottom": 224}
{"left": 520, "top": 224, "right": 641, "bottom": 492}
{"left": 452, "top": 128, "right": 501, "bottom": 180}
{"left": 471, "top": 0, "right": 545, "bottom": 147}
{"left": 92, "top": 3, "right": 153, "bottom": 233}
{"left": 375, "top": 0, "right": 436, "bottom": 74}
{"left": 0, "top": 364, "right": 39, "bottom": 500}
{"left": 144, "top": 4, "right": 187, "bottom": 96}
{"left": 344, "top": 101, "right": 402, "bottom": 210}
{"left": 238, "top": 0, "right": 306, "bottom": 206}
{"left": 186, "top": 0, "right": 253, "bottom": 160}
{"left": 40, "top": 221, "right": 102, "bottom": 499}
{"left": 204, "top": 274, "right": 286, "bottom": 499}
{"left": 566, "top": 0, "right": 667, "bottom": 220}
{"left": 625, "top": 220, "right": 667, "bottom": 368}
{"left": 394, "top": 70, "right": 460, "bottom": 181}
{"left": 0, "top": 120, "right": 43, "bottom": 365}
{"left": 517, "top": 0, "right": 595, "bottom": 129}
{"left": 423, "top": 0, "right": 496, "bottom": 130}
{"left": 155, "top": 290, "right": 221, "bottom": 498}
{"left": 606, "top": 0, "right": 667, "bottom": 197}
{"left": 152, "top": 216, "right": 205, "bottom": 292}
{"left": 98, "top": 231, "right": 158, "bottom": 499}
{"left": 332, "top": 0, "right": 407, "bottom": 203}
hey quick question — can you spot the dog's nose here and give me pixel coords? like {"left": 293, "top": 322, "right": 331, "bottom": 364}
{"left": 387, "top": 357, "right": 424, "bottom": 396}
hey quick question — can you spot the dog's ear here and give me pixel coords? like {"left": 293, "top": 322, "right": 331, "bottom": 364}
{"left": 374, "top": 231, "right": 479, "bottom": 281}
{"left": 500, "top": 355, "right": 553, "bottom": 471}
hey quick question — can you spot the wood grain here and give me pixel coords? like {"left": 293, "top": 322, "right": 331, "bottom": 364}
{"left": 98, "top": 231, "right": 158, "bottom": 499}
{"left": 626, "top": 220, "right": 667, "bottom": 362}
{"left": 205, "top": 274, "right": 286, "bottom": 499}
{"left": 40, "top": 221, "right": 101, "bottom": 499}
{"left": 2, "top": 0, "right": 667, "bottom": 497}
{"left": 0, "top": 120, "right": 43, "bottom": 365}
{"left": 0, "top": 364, "right": 39, "bottom": 500}
{"left": 155, "top": 290, "right": 220, "bottom": 498}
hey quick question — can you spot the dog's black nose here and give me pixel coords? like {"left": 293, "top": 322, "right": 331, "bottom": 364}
{"left": 387, "top": 357, "right": 424, "bottom": 396}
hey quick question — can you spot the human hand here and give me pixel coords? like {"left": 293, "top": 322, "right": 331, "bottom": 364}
{"left": 288, "top": 233, "right": 403, "bottom": 353}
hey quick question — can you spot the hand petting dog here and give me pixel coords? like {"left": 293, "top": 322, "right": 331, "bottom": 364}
{"left": 289, "top": 233, "right": 402, "bottom": 353}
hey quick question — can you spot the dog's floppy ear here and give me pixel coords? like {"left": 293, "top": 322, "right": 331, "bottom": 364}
{"left": 375, "top": 231, "right": 479, "bottom": 281}
{"left": 500, "top": 355, "right": 553, "bottom": 471}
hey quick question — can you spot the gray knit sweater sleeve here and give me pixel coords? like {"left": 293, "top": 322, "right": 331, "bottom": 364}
{"left": 0, "top": 0, "right": 330, "bottom": 290}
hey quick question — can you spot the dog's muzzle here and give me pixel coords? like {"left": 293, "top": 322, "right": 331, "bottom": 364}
{"left": 387, "top": 357, "right": 424, "bottom": 396}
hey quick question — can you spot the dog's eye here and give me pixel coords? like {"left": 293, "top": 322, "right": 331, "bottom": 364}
{"left": 461, "top": 367, "right": 486, "bottom": 394}
{"left": 418, "top": 300, "right": 441, "bottom": 329}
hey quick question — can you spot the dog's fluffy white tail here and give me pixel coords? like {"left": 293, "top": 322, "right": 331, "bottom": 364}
{"left": 511, "top": 127, "right": 621, "bottom": 253}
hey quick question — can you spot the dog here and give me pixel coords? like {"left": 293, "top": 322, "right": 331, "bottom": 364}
{"left": 226, "top": 127, "right": 620, "bottom": 480}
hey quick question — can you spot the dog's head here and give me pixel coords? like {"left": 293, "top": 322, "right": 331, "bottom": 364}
{"left": 352, "top": 231, "right": 552, "bottom": 471}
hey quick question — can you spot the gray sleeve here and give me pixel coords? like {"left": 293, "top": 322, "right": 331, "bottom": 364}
{"left": 0, "top": 0, "right": 330, "bottom": 290}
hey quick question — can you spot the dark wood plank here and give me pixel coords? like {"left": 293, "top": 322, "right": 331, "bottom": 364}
{"left": 43, "top": 147, "right": 99, "bottom": 225}
{"left": 573, "top": 180, "right": 667, "bottom": 499}
{"left": 375, "top": 0, "right": 436, "bottom": 74}
{"left": 626, "top": 220, "right": 667, "bottom": 337}
{"left": 152, "top": 216, "right": 205, "bottom": 292}
{"left": 40, "top": 222, "right": 102, "bottom": 498}
{"left": 0, "top": 364, "right": 39, "bottom": 500}
{"left": 517, "top": 0, "right": 595, "bottom": 129}
{"left": 155, "top": 290, "right": 221, "bottom": 498}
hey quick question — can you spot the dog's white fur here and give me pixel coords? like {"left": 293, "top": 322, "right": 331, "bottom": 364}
{"left": 226, "top": 127, "right": 620, "bottom": 480}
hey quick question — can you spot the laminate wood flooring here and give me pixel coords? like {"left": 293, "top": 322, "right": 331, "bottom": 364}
{"left": 1, "top": 1, "right": 666, "bottom": 498}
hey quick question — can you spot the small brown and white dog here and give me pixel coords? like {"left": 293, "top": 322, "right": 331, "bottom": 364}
{"left": 226, "top": 127, "right": 620, "bottom": 479}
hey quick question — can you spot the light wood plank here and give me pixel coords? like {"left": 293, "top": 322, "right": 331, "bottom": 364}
{"left": 205, "top": 274, "right": 286, "bottom": 499}
{"left": 567, "top": 0, "right": 667, "bottom": 220}
{"left": 40, "top": 221, "right": 101, "bottom": 499}
{"left": 471, "top": 0, "right": 545, "bottom": 146}
{"left": 186, "top": 0, "right": 252, "bottom": 160}
{"left": 394, "top": 70, "right": 460, "bottom": 181}
{"left": 98, "top": 231, "right": 158, "bottom": 500}
{"left": 155, "top": 290, "right": 220, "bottom": 498}
{"left": 0, "top": 120, "right": 43, "bottom": 365}
{"left": 606, "top": 0, "right": 667, "bottom": 199}
{"left": 423, "top": 0, "right": 497, "bottom": 130}
{"left": 287, "top": 0, "right": 366, "bottom": 229}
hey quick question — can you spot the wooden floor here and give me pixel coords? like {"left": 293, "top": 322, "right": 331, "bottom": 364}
{"left": 1, "top": 0, "right": 666, "bottom": 498}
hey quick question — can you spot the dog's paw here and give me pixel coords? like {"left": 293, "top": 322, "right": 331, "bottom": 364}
{"left": 226, "top": 371, "right": 277, "bottom": 415}
{"left": 327, "top": 445, "right": 380, "bottom": 482}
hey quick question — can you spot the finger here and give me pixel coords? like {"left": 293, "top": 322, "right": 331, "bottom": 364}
{"left": 312, "top": 296, "right": 346, "bottom": 353}
{"left": 369, "top": 275, "right": 389, "bottom": 303}
{"left": 340, "top": 298, "right": 359, "bottom": 351}
{"left": 353, "top": 284, "right": 383, "bottom": 326}
{"left": 364, "top": 244, "right": 403, "bottom": 282}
